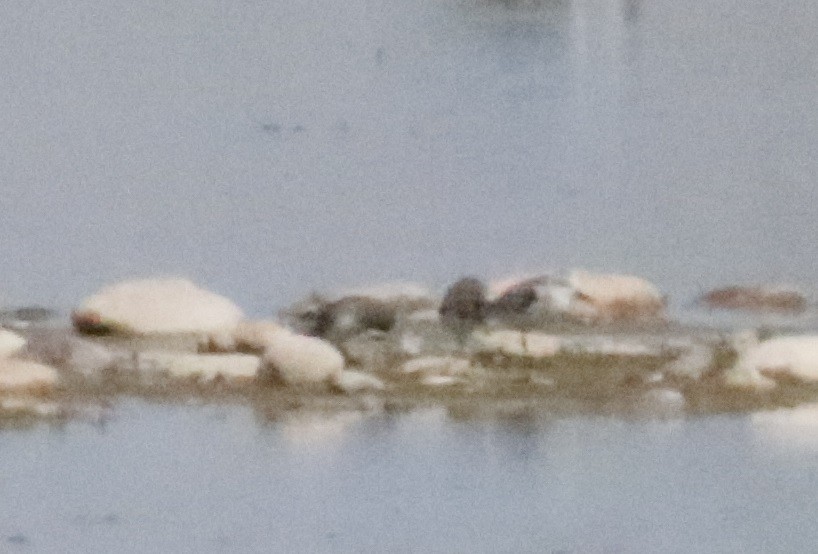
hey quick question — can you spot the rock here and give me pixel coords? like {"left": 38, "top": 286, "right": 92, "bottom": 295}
{"left": 420, "top": 375, "right": 461, "bottom": 386}
{"left": 562, "top": 335, "right": 662, "bottom": 357}
{"left": 700, "top": 285, "right": 807, "bottom": 313}
{"left": 730, "top": 331, "right": 818, "bottom": 383}
{"left": 260, "top": 329, "right": 345, "bottom": 385}
{"left": 72, "top": 278, "right": 243, "bottom": 336}
{"left": 473, "top": 329, "right": 561, "bottom": 358}
{"left": 331, "top": 370, "right": 386, "bottom": 393}
{"left": 134, "top": 351, "right": 260, "bottom": 382}
{"left": 0, "top": 329, "right": 26, "bottom": 358}
{"left": 524, "top": 332, "right": 562, "bottom": 357}
{"left": 567, "top": 270, "right": 666, "bottom": 323}
{"left": 474, "top": 329, "right": 525, "bottom": 356}
{"left": 399, "top": 356, "right": 471, "bottom": 376}
{"left": 0, "top": 359, "right": 59, "bottom": 394}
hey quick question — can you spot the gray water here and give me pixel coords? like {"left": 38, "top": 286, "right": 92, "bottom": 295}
{"left": 4, "top": 1, "right": 818, "bottom": 551}
{"left": 2, "top": 0, "right": 818, "bottom": 311}
{"left": 3, "top": 401, "right": 818, "bottom": 553}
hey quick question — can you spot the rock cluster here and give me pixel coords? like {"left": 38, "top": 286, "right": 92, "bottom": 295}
{"left": 1, "top": 271, "right": 817, "bottom": 423}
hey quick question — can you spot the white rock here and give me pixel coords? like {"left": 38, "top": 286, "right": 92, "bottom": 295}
{"left": 0, "top": 329, "right": 26, "bottom": 358}
{"left": 730, "top": 332, "right": 818, "bottom": 383}
{"left": 524, "top": 332, "right": 562, "bottom": 357}
{"left": 399, "top": 356, "right": 471, "bottom": 376}
{"left": 473, "top": 330, "right": 561, "bottom": 358}
{"left": 474, "top": 329, "right": 526, "bottom": 356}
{"left": 700, "top": 285, "right": 807, "bottom": 313}
{"left": 73, "top": 277, "right": 243, "bottom": 335}
{"left": 261, "top": 329, "right": 345, "bottom": 385}
{"left": 565, "top": 336, "right": 660, "bottom": 357}
{"left": 0, "top": 359, "right": 59, "bottom": 394}
{"left": 567, "top": 269, "right": 665, "bottom": 322}
{"left": 331, "top": 370, "right": 386, "bottom": 393}
{"left": 135, "top": 351, "right": 260, "bottom": 382}
{"left": 420, "top": 375, "right": 460, "bottom": 386}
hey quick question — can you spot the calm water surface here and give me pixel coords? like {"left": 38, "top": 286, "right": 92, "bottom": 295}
{"left": 2, "top": 0, "right": 817, "bottom": 310}
{"left": 3, "top": 401, "right": 818, "bottom": 553}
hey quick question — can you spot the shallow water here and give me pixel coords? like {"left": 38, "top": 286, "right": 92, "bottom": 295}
{"left": 3, "top": 401, "right": 818, "bottom": 553}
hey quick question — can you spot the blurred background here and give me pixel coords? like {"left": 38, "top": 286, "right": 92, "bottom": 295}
{"left": 2, "top": 0, "right": 816, "bottom": 314}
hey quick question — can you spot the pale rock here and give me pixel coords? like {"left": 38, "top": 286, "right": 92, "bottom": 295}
{"left": 0, "top": 329, "right": 26, "bottom": 358}
{"left": 473, "top": 329, "right": 561, "bottom": 358}
{"left": 730, "top": 331, "right": 818, "bottom": 383}
{"left": 73, "top": 277, "right": 243, "bottom": 335}
{"left": 0, "top": 359, "right": 59, "bottom": 394}
{"left": 260, "top": 329, "right": 345, "bottom": 385}
{"left": 331, "top": 370, "right": 386, "bottom": 393}
{"left": 564, "top": 336, "right": 660, "bottom": 357}
{"left": 523, "top": 332, "right": 562, "bottom": 357}
{"left": 700, "top": 285, "right": 807, "bottom": 313}
{"left": 567, "top": 269, "right": 666, "bottom": 323}
{"left": 135, "top": 351, "right": 260, "bottom": 382}
{"left": 399, "top": 356, "right": 471, "bottom": 376}
{"left": 420, "top": 375, "right": 460, "bottom": 386}
{"left": 474, "top": 329, "right": 526, "bottom": 356}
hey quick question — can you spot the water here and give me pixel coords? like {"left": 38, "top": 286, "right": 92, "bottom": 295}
{"left": 2, "top": 401, "right": 818, "bottom": 553}
{"left": 2, "top": 0, "right": 817, "bottom": 312}
{"left": 4, "top": 1, "right": 818, "bottom": 551}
